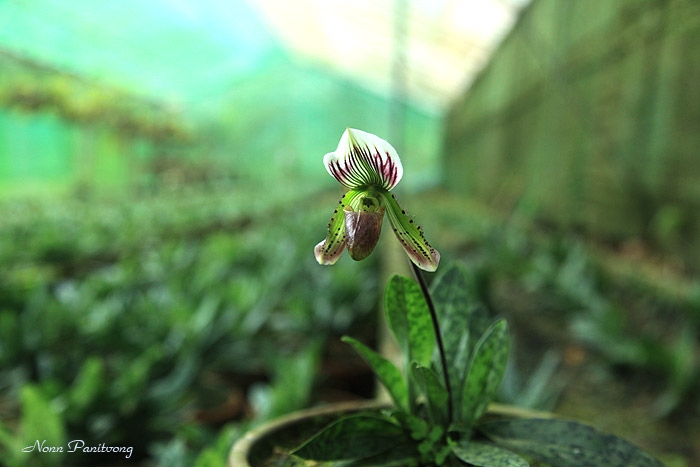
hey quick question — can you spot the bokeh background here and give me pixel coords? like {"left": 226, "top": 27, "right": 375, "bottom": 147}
{"left": 1, "top": 0, "right": 698, "bottom": 465}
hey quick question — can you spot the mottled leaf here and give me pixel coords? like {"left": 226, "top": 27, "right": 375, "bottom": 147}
{"left": 343, "top": 442, "right": 420, "bottom": 466}
{"left": 342, "top": 336, "right": 409, "bottom": 412}
{"left": 450, "top": 331, "right": 470, "bottom": 418}
{"left": 451, "top": 440, "right": 529, "bottom": 467}
{"left": 411, "top": 363, "right": 449, "bottom": 425}
{"left": 292, "top": 414, "right": 409, "bottom": 461}
{"left": 431, "top": 266, "right": 492, "bottom": 356}
{"left": 466, "top": 303, "right": 494, "bottom": 353}
{"left": 478, "top": 418, "right": 665, "bottom": 467}
{"left": 462, "top": 319, "right": 509, "bottom": 427}
{"left": 429, "top": 265, "right": 477, "bottom": 418}
{"left": 384, "top": 275, "right": 434, "bottom": 370}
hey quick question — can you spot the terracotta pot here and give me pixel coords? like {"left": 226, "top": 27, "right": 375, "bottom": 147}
{"left": 228, "top": 400, "right": 553, "bottom": 467}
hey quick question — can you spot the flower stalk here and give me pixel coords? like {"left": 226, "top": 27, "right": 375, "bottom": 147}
{"left": 410, "top": 260, "right": 453, "bottom": 427}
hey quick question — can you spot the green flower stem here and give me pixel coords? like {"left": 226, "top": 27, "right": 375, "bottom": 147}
{"left": 410, "top": 261, "right": 453, "bottom": 426}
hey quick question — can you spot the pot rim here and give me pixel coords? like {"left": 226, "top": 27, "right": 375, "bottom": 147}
{"left": 228, "top": 400, "right": 554, "bottom": 466}
{"left": 228, "top": 399, "right": 388, "bottom": 467}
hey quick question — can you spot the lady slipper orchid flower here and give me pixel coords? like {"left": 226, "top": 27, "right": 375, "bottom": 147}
{"left": 314, "top": 128, "right": 440, "bottom": 272}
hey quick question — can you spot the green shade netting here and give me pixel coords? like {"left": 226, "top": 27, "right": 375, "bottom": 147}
{"left": 0, "top": 0, "right": 276, "bottom": 113}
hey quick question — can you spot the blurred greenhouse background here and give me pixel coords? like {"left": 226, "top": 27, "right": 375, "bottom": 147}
{"left": 1, "top": 0, "right": 699, "bottom": 466}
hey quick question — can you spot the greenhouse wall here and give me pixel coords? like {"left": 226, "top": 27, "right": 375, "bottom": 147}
{"left": 444, "top": 0, "right": 700, "bottom": 266}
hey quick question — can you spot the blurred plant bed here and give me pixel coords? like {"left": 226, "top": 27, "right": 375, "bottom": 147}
{"left": 411, "top": 189, "right": 699, "bottom": 465}
{"left": 417, "top": 189, "right": 699, "bottom": 309}
{"left": 2, "top": 183, "right": 695, "bottom": 465}
{"left": 0, "top": 184, "right": 380, "bottom": 466}
{"left": 0, "top": 182, "right": 313, "bottom": 277}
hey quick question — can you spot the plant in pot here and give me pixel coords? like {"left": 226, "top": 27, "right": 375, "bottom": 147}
{"left": 231, "top": 128, "right": 664, "bottom": 466}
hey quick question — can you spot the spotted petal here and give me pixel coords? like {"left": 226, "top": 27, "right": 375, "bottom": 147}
{"left": 378, "top": 191, "right": 440, "bottom": 272}
{"left": 323, "top": 128, "right": 403, "bottom": 191}
{"left": 314, "top": 189, "right": 365, "bottom": 265}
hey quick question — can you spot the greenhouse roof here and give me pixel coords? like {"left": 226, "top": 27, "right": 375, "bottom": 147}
{"left": 252, "top": 0, "right": 530, "bottom": 110}
{"left": 0, "top": 0, "right": 529, "bottom": 114}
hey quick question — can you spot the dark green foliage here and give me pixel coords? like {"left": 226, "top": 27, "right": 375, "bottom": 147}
{"left": 294, "top": 264, "right": 663, "bottom": 466}
{"left": 478, "top": 418, "right": 665, "bottom": 467}
{"left": 294, "top": 265, "right": 510, "bottom": 466}
{"left": 451, "top": 440, "right": 528, "bottom": 467}
{"left": 432, "top": 200, "right": 699, "bottom": 417}
{"left": 460, "top": 319, "right": 509, "bottom": 430}
{"left": 340, "top": 443, "right": 420, "bottom": 467}
{"left": 292, "top": 414, "right": 410, "bottom": 461}
{"left": 385, "top": 275, "right": 434, "bottom": 371}
{"left": 342, "top": 336, "right": 408, "bottom": 412}
{"left": 410, "top": 363, "right": 448, "bottom": 426}
{"left": 0, "top": 385, "right": 68, "bottom": 467}
{"left": 0, "top": 187, "right": 379, "bottom": 466}
{"left": 430, "top": 265, "right": 494, "bottom": 421}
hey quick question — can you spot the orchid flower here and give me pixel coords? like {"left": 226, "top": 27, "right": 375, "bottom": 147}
{"left": 314, "top": 128, "right": 440, "bottom": 272}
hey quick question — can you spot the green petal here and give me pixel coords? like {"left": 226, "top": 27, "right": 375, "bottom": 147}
{"left": 314, "top": 189, "right": 365, "bottom": 265}
{"left": 377, "top": 191, "right": 440, "bottom": 272}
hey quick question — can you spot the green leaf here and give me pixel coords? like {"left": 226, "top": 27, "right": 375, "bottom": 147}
{"left": 430, "top": 265, "right": 491, "bottom": 419}
{"left": 252, "top": 342, "right": 321, "bottom": 420}
{"left": 451, "top": 440, "right": 529, "bottom": 467}
{"left": 292, "top": 414, "right": 410, "bottom": 461}
{"left": 403, "top": 414, "right": 429, "bottom": 440}
{"left": 431, "top": 266, "right": 492, "bottom": 354}
{"left": 478, "top": 418, "right": 665, "bottom": 467}
{"left": 18, "top": 385, "right": 67, "bottom": 465}
{"left": 343, "top": 443, "right": 420, "bottom": 466}
{"left": 69, "top": 357, "right": 104, "bottom": 412}
{"left": 461, "top": 319, "right": 509, "bottom": 427}
{"left": 417, "top": 425, "right": 447, "bottom": 459}
{"left": 342, "top": 336, "right": 409, "bottom": 412}
{"left": 384, "top": 275, "right": 434, "bottom": 369}
{"left": 194, "top": 424, "right": 240, "bottom": 467}
{"left": 410, "top": 363, "right": 448, "bottom": 425}
{"left": 450, "top": 332, "right": 470, "bottom": 407}
{"left": 384, "top": 275, "right": 434, "bottom": 413}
